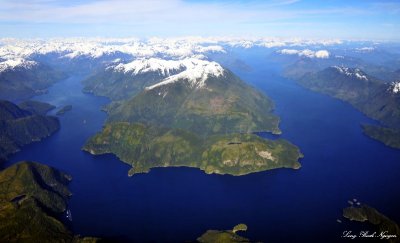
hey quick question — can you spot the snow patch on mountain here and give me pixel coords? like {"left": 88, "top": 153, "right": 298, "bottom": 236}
{"left": 0, "top": 58, "right": 37, "bottom": 73}
{"left": 278, "top": 49, "right": 330, "bottom": 58}
{"left": 112, "top": 58, "right": 186, "bottom": 76}
{"left": 332, "top": 66, "right": 368, "bottom": 81}
{"left": 142, "top": 58, "right": 225, "bottom": 90}
{"left": 389, "top": 81, "right": 400, "bottom": 94}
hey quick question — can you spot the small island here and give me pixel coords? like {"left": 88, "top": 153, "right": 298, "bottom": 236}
{"left": 197, "top": 224, "right": 250, "bottom": 243}
{"left": 343, "top": 202, "right": 400, "bottom": 243}
{"left": 56, "top": 105, "right": 72, "bottom": 115}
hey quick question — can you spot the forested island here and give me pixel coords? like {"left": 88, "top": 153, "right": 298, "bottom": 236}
{"left": 83, "top": 64, "right": 302, "bottom": 176}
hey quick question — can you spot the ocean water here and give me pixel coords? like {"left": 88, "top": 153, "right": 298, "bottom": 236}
{"left": 4, "top": 52, "right": 400, "bottom": 242}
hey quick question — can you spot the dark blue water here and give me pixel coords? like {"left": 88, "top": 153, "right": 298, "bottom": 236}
{"left": 4, "top": 53, "right": 400, "bottom": 242}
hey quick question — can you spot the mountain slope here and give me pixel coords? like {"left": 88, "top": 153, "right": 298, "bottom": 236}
{"left": 0, "top": 100, "right": 60, "bottom": 162}
{"left": 0, "top": 59, "right": 65, "bottom": 101}
{"left": 297, "top": 66, "right": 400, "bottom": 149}
{"left": 107, "top": 69, "right": 281, "bottom": 135}
{"left": 18, "top": 100, "right": 56, "bottom": 115}
{"left": 298, "top": 67, "right": 400, "bottom": 128}
{"left": 281, "top": 54, "right": 398, "bottom": 83}
{"left": 83, "top": 67, "right": 170, "bottom": 101}
{"left": 0, "top": 161, "right": 98, "bottom": 242}
{"left": 362, "top": 124, "right": 400, "bottom": 149}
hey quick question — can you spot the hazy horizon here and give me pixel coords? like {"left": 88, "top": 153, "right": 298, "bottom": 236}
{"left": 1, "top": 0, "right": 399, "bottom": 40}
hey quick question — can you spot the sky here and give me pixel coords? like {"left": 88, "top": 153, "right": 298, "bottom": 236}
{"left": 0, "top": 0, "right": 399, "bottom": 40}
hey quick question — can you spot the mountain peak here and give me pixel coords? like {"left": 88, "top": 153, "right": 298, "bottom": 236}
{"left": 110, "top": 57, "right": 225, "bottom": 90}
{"left": 111, "top": 58, "right": 186, "bottom": 76}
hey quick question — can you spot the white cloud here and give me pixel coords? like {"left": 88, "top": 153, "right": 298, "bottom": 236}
{"left": 355, "top": 47, "right": 375, "bottom": 52}
{"left": 279, "top": 49, "right": 300, "bottom": 55}
{"left": 278, "top": 49, "right": 330, "bottom": 58}
{"left": 315, "top": 50, "right": 330, "bottom": 58}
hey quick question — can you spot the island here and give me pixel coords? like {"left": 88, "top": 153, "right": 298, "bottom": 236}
{"left": 0, "top": 161, "right": 98, "bottom": 242}
{"left": 0, "top": 100, "right": 60, "bottom": 163}
{"left": 56, "top": 105, "right": 73, "bottom": 115}
{"left": 197, "top": 223, "right": 250, "bottom": 243}
{"left": 343, "top": 203, "right": 400, "bottom": 243}
{"left": 83, "top": 122, "right": 302, "bottom": 176}
{"left": 83, "top": 59, "right": 302, "bottom": 176}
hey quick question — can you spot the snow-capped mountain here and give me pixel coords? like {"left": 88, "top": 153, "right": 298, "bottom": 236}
{"left": 0, "top": 59, "right": 65, "bottom": 101}
{"left": 332, "top": 66, "right": 368, "bottom": 81}
{"left": 111, "top": 58, "right": 187, "bottom": 76}
{"left": 0, "top": 58, "right": 37, "bottom": 73}
{"left": 109, "top": 57, "right": 224, "bottom": 90}
{"left": 145, "top": 58, "right": 224, "bottom": 90}
{"left": 83, "top": 56, "right": 225, "bottom": 101}
{"left": 0, "top": 37, "right": 347, "bottom": 64}
{"left": 0, "top": 38, "right": 226, "bottom": 61}
{"left": 1, "top": 37, "right": 394, "bottom": 102}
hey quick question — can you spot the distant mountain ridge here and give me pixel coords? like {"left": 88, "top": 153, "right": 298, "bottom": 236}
{"left": 299, "top": 66, "right": 400, "bottom": 128}
{"left": 297, "top": 66, "right": 400, "bottom": 149}
{"left": 0, "top": 60, "right": 65, "bottom": 101}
